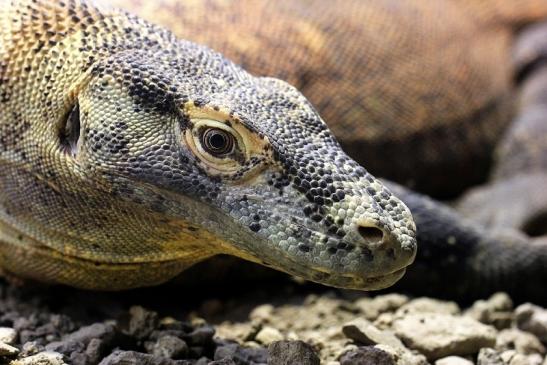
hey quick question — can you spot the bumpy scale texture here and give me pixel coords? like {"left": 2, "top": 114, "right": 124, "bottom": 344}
{"left": 112, "top": 0, "right": 547, "bottom": 197}
{"left": 0, "top": 0, "right": 416, "bottom": 290}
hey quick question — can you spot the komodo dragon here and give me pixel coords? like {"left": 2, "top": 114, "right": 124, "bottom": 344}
{"left": 112, "top": 0, "right": 547, "bottom": 198}
{"left": 0, "top": 0, "right": 546, "bottom": 302}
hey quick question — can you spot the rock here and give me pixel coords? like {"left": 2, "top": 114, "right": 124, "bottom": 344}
{"left": 209, "top": 360, "right": 237, "bottom": 365}
{"left": 466, "top": 293, "right": 514, "bottom": 330}
{"left": 339, "top": 346, "right": 396, "bottom": 365}
{"left": 10, "top": 351, "right": 67, "bottom": 365}
{"left": 255, "top": 326, "right": 284, "bottom": 345}
{"left": 500, "top": 350, "right": 543, "bottom": 365}
{"left": 496, "top": 329, "right": 545, "bottom": 355}
{"left": 150, "top": 335, "right": 188, "bottom": 359}
{"left": 0, "top": 327, "right": 17, "bottom": 344}
{"left": 515, "top": 304, "right": 547, "bottom": 342}
{"left": 0, "top": 341, "right": 19, "bottom": 357}
{"left": 184, "top": 325, "right": 215, "bottom": 346}
{"left": 216, "top": 321, "right": 260, "bottom": 343}
{"left": 374, "top": 313, "right": 396, "bottom": 330}
{"left": 393, "top": 313, "right": 497, "bottom": 360}
{"left": 435, "top": 356, "right": 474, "bottom": 365}
{"left": 267, "top": 340, "right": 320, "bottom": 365}
{"left": 354, "top": 295, "right": 409, "bottom": 321}
{"left": 214, "top": 343, "right": 268, "bottom": 364}
{"left": 85, "top": 338, "right": 104, "bottom": 364}
{"left": 342, "top": 318, "right": 406, "bottom": 351}
{"left": 477, "top": 348, "right": 503, "bottom": 365}
{"left": 250, "top": 305, "right": 275, "bottom": 323}
{"left": 19, "top": 342, "right": 45, "bottom": 358}
{"left": 127, "top": 306, "right": 159, "bottom": 340}
{"left": 374, "top": 344, "right": 429, "bottom": 365}
{"left": 45, "top": 322, "right": 116, "bottom": 360}
{"left": 396, "top": 298, "right": 460, "bottom": 316}
{"left": 98, "top": 350, "right": 191, "bottom": 365}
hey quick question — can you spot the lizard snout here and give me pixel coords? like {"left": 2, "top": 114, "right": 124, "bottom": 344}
{"left": 353, "top": 219, "right": 417, "bottom": 275}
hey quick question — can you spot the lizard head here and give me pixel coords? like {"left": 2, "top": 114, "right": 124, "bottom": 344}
{"left": 1, "top": 1, "right": 416, "bottom": 290}
{"left": 75, "top": 44, "right": 416, "bottom": 290}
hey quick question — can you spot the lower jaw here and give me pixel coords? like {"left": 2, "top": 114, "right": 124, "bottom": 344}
{"left": 309, "top": 267, "right": 408, "bottom": 291}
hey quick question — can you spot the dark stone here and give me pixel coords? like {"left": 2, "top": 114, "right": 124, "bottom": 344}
{"left": 214, "top": 343, "right": 268, "bottom": 365}
{"left": 98, "top": 350, "right": 192, "bottom": 365}
{"left": 149, "top": 335, "right": 188, "bottom": 359}
{"left": 339, "top": 346, "right": 396, "bottom": 365}
{"left": 127, "top": 306, "right": 159, "bottom": 340}
{"left": 193, "top": 357, "right": 210, "bottom": 365}
{"left": 209, "top": 359, "right": 237, "bottom": 365}
{"left": 184, "top": 325, "right": 215, "bottom": 346}
{"left": 267, "top": 341, "right": 319, "bottom": 365}
{"left": 46, "top": 322, "right": 116, "bottom": 355}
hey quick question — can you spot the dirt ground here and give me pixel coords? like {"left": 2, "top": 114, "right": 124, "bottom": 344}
{"left": 0, "top": 271, "right": 545, "bottom": 365}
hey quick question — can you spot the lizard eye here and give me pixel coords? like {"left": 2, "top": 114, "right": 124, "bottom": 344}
{"left": 201, "top": 128, "right": 235, "bottom": 157}
{"left": 184, "top": 119, "right": 246, "bottom": 174}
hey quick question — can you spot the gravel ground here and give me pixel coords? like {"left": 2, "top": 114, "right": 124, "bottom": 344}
{"left": 0, "top": 277, "right": 545, "bottom": 365}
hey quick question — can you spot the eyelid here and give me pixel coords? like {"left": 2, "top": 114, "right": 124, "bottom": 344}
{"left": 184, "top": 119, "right": 246, "bottom": 174}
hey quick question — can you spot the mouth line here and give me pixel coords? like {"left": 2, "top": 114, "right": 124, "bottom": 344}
{"left": 257, "top": 242, "right": 410, "bottom": 290}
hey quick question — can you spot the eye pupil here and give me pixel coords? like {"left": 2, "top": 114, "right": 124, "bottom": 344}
{"left": 202, "top": 128, "right": 234, "bottom": 155}
{"left": 209, "top": 133, "right": 227, "bottom": 149}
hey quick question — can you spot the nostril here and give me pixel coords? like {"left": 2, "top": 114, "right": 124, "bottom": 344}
{"left": 357, "top": 226, "right": 384, "bottom": 244}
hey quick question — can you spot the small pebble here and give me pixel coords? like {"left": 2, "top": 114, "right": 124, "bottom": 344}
{"left": 268, "top": 340, "right": 320, "bottom": 365}
{"left": 515, "top": 303, "right": 547, "bottom": 342}
{"left": 0, "top": 341, "right": 19, "bottom": 357}
{"left": 255, "top": 326, "right": 284, "bottom": 345}
{"left": 10, "top": 351, "right": 67, "bottom": 365}
{"left": 0, "top": 327, "right": 17, "bottom": 344}
{"left": 339, "top": 346, "right": 395, "bottom": 365}
{"left": 435, "top": 356, "right": 474, "bottom": 365}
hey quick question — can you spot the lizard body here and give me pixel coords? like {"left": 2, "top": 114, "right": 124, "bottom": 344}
{"left": 0, "top": 0, "right": 416, "bottom": 290}
{"left": 113, "top": 0, "right": 547, "bottom": 197}
{"left": 0, "top": 0, "right": 546, "bottom": 302}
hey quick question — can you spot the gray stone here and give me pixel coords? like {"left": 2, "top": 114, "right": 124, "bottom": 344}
{"left": 127, "top": 306, "right": 159, "bottom": 340}
{"left": 151, "top": 335, "right": 188, "bottom": 359}
{"left": 374, "top": 344, "right": 429, "bottom": 365}
{"left": 496, "top": 329, "right": 545, "bottom": 355}
{"left": 184, "top": 325, "right": 215, "bottom": 346}
{"left": 435, "top": 356, "right": 474, "bottom": 365}
{"left": 9, "top": 351, "right": 67, "bottom": 365}
{"left": 500, "top": 350, "right": 543, "bottom": 365}
{"left": 0, "top": 341, "right": 19, "bottom": 357}
{"left": 214, "top": 343, "right": 268, "bottom": 364}
{"left": 393, "top": 313, "right": 497, "bottom": 360}
{"left": 255, "top": 326, "right": 284, "bottom": 345}
{"left": 339, "top": 346, "right": 396, "bottom": 365}
{"left": 515, "top": 304, "right": 547, "bottom": 342}
{"left": 477, "top": 348, "right": 503, "bottom": 365}
{"left": 0, "top": 327, "right": 17, "bottom": 344}
{"left": 466, "top": 293, "right": 514, "bottom": 330}
{"left": 209, "top": 360, "right": 237, "bottom": 365}
{"left": 98, "top": 350, "right": 191, "bottom": 365}
{"left": 267, "top": 340, "right": 320, "bottom": 365}
{"left": 342, "top": 318, "right": 406, "bottom": 351}
{"left": 354, "top": 295, "right": 409, "bottom": 321}
{"left": 396, "top": 297, "right": 460, "bottom": 316}
{"left": 45, "top": 322, "right": 116, "bottom": 360}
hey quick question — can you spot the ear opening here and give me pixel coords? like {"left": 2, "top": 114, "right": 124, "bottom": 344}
{"left": 59, "top": 101, "right": 81, "bottom": 157}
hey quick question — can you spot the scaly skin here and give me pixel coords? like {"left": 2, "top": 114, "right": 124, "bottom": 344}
{"left": 112, "top": 0, "right": 547, "bottom": 197}
{"left": 0, "top": 0, "right": 416, "bottom": 290}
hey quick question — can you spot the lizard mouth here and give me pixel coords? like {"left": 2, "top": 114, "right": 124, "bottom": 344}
{"left": 254, "top": 244, "right": 411, "bottom": 291}
{"left": 309, "top": 267, "right": 408, "bottom": 290}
